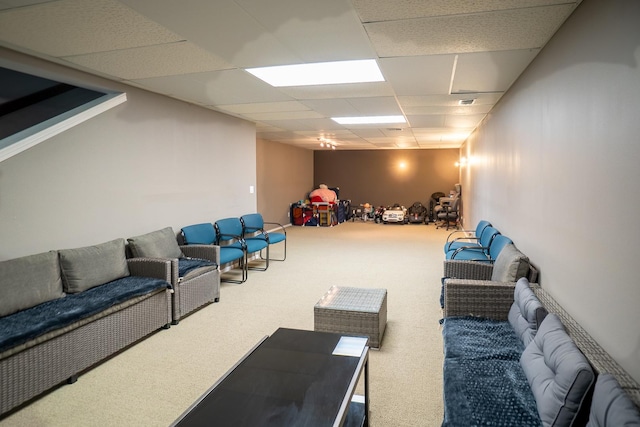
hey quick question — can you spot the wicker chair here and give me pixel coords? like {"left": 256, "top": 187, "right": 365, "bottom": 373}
{"left": 127, "top": 227, "right": 220, "bottom": 324}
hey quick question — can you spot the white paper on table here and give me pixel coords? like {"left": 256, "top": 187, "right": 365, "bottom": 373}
{"left": 332, "top": 336, "right": 368, "bottom": 357}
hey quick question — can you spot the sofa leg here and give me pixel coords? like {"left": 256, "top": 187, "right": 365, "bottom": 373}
{"left": 214, "top": 297, "right": 220, "bottom": 303}
{"left": 67, "top": 374, "right": 78, "bottom": 384}
{"left": 163, "top": 323, "right": 172, "bottom": 329}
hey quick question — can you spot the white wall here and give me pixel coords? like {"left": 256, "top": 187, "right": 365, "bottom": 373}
{"left": 461, "top": 0, "right": 640, "bottom": 381}
{"left": 0, "top": 48, "right": 256, "bottom": 259}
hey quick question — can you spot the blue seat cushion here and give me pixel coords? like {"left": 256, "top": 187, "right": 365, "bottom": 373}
{"left": 442, "top": 316, "right": 540, "bottom": 426}
{"left": 446, "top": 247, "right": 490, "bottom": 261}
{"left": 0, "top": 276, "right": 169, "bottom": 354}
{"left": 267, "top": 232, "right": 286, "bottom": 244}
{"left": 245, "top": 237, "right": 268, "bottom": 253}
{"left": 219, "top": 246, "right": 244, "bottom": 265}
{"left": 444, "top": 240, "right": 480, "bottom": 253}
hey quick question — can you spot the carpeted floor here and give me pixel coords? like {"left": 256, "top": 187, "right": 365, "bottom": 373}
{"left": 1, "top": 221, "right": 449, "bottom": 427}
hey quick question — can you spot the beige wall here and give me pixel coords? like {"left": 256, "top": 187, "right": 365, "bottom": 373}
{"left": 256, "top": 139, "right": 313, "bottom": 225}
{"left": 461, "top": 0, "right": 640, "bottom": 381}
{"left": 313, "top": 149, "right": 459, "bottom": 208}
{"left": 0, "top": 47, "right": 256, "bottom": 259}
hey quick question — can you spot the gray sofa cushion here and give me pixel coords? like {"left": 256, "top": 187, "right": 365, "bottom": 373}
{"left": 508, "top": 278, "right": 548, "bottom": 346}
{"left": 0, "top": 251, "right": 64, "bottom": 317}
{"left": 521, "top": 314, "right": 595, "bottom": 427}
{"left": 59, "top": 238, "right": 130, "bottom": 294}
{"left": 587, "top": 374, "right": 640, "bottom": 427}
{"left": 127, "top": 227, "right": 183, "bottom": 259}
{"left": 491, "top": 243, "right": 530, "bottom": 282}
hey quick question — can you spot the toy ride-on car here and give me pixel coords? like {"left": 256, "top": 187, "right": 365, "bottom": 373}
{"left": 382, "top": 204, "right": 408, "bottom": 224}
{"left": 407, "top": 201, "right": 428, "bottom": 224}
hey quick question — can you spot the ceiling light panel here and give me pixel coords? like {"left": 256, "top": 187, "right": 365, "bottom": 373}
{"left": 246, "top": 59, "right": 384, "bottom": 87}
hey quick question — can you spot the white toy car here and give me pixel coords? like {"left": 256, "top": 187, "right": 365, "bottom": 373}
{"left": 382, "top": 205, "right": 408, "bottom": 224}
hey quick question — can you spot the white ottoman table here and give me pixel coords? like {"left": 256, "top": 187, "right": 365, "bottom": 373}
{"left": 314, "top": 286, "right": 387, "bottom": 348}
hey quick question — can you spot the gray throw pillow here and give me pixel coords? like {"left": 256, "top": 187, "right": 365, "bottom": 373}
{"left": 587, "top": 374, "right": 640, "bottom": 426}
{"left": 59, "top": 238, "right": 130, "bottom": 294}
{"left": 508, "top": 278, "right": 548, "bottom": 346}
{"left": 521, "top": 314, "right": 595, "bottom": 427}
{"left": 491, "top": 243, "right": 530, "bottom": 282}
{"left": 0, "top": 251, "right": 64, "bottom": 317}
{"left": 127, "top": 227, "right": 183, "bottom": 259}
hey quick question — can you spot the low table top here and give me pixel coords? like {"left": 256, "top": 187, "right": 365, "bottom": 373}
{"left": 172, "top": 328, "right": 368, "bottom": 427}
{"left": 315, "top": 286, "right": 387, "bottom": 313}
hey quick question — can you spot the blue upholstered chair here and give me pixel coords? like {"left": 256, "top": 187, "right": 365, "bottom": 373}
{"left": 215, "top": 217, "right": 269, "bottom": 273}
{"left": 447, "top": 231, "right": 512, "bottom": 263}
{"left": 240, "top": 213, "right": 287, "bottom": 262}
{"left": 443, "top": 220, "right": 492, "bottom": 253}
{"left": 181, "top": 223, "right": 246, "bottom": 284}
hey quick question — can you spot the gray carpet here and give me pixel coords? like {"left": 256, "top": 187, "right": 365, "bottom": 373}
{"left": 2, "top": 221, "right": 448, "bottom": 427}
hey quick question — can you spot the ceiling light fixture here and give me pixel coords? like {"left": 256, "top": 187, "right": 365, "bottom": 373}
{"left": 458, "top": 99, "right": 476, "bottom": 105}
{"left": 246, "top": 59, "right": 384, "bottom": 87}
{"left": 317, "top": 137, "right": 336, "bottom": 150}
{"left": 332, "top": 115, "right": 406, "bottom": 125}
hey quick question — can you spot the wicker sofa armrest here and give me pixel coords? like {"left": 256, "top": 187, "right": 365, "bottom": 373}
{"left": 443, "top": 279, "right": 516, "bottom": 320}
{"left": 127, "top": 258, "right": 172, "bottom": 283}
{"left": 180, "top": 244, "right": 220, "bottom": 266}
{"left": 443, "top": 260, "right": 494, "bottom": 280}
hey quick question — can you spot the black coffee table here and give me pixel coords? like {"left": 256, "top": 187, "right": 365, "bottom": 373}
{"left": 171, "top": 328, "right": 370, "bottom": 427}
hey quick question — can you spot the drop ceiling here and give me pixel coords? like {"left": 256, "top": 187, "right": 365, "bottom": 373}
{"left": 0, "top": 0, "right": 582, "bottom": 150}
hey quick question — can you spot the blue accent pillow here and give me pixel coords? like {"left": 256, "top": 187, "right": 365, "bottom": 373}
{"left": 520, "top": 314, "right": 595, "bottom": 426}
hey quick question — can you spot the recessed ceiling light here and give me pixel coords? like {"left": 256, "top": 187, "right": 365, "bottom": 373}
{"left": 458, "top": 98, "right": 476, "bottom": 105}
{"left": 332, "top": 115, "right": 406, "bottom": 125}
{"left": 245, "top": 59, "right": 384, "bottom": 87}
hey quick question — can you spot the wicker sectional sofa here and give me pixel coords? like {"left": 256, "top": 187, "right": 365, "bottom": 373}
{"left": 0, "top": 238, "right": 173, "bottom": 417}
{"left": 442, "top": 277, "right": 640, "bottom": 426}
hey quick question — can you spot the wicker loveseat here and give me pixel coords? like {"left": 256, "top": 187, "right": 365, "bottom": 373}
{"left": 441, "top": 278, "right": 640, "bottom": 426}
{"left": 0, "top": 238, "right": 173, "bottom": 417}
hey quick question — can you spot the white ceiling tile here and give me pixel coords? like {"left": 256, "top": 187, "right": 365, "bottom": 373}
{"left": 379, "top": 55, "right": 455, "bottom": 96}
{"left": 300, "top": 99, "right": 362, "bottom": 117}
{"left": 278, "top": 82, "right": 394, "bottom": 100}
{"left": 352, "top": 0, "right": 577, "bottom": 23}
{"left": 452, "top": 49, "right": 540, "bottom": 93}
{"left": 243, "top": 110, "right": 324, "bottom": 121}
{"left": 444, "top": 113, "right": 488, "bottom": 128}
{"left": 235, "top": 0, "right": 376, "bottom": 62}
{"left": 120, "top": 0, "right": 300, "bottom": 68}
{"left": 218, "top": 101, "right": 310, "bottom": 114}
{"left": 364, "top": 5, "right": 576, "bottom": 57}
{"left": 406, "top": 115, "right": 445, "bottom": 128}
{"left": 134, "top": 69, "right": 294, "bottom": 105}
{"left": 63, "top": 41, "right": 233, "bottom": 80}
{"left": 398, "top": 93, "right": 504, "bottom": 107}
{"left": 403, "top": 104, "right": 493, "bottom": 115}
{"left": 0, "top": 0, "right": 182, "bottom": 57}
{"left": 346, "top": 97, "right": 403, "bottom": 115}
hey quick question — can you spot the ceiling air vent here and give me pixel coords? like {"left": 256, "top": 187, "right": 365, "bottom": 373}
{"left": 458, "top": 98, "right": 476, "bottom": 106}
